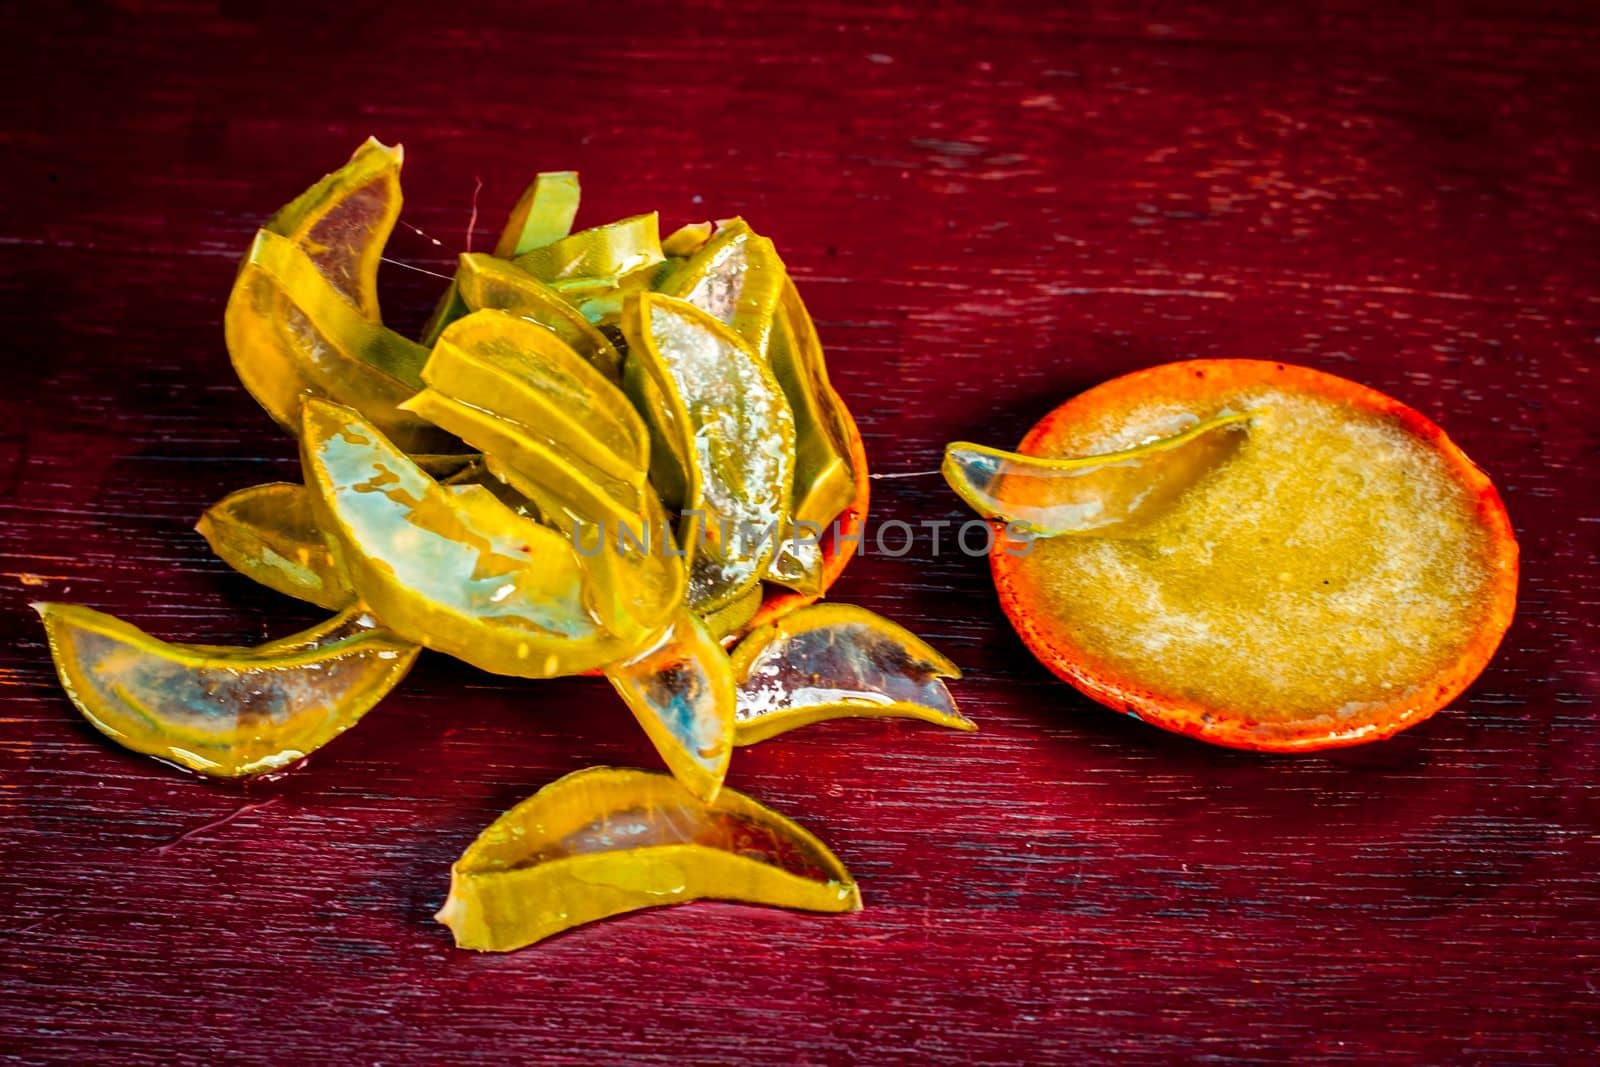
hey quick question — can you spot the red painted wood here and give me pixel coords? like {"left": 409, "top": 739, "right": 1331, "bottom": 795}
{"left": 1, "top": 3, "right": 1595, "bottom": 1062}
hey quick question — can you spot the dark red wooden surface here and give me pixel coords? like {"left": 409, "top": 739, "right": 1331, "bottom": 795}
{"left": 2, "top": 3, "right": 1596, "bottom": 1063}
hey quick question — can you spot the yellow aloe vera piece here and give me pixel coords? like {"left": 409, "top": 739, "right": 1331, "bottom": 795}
{"left": 424, "top": 172, "right": 588, "bottom": 347}
{"left": 730, "top": 604, "right": 971, "bottom": 745}
{"left": 241, "top": 606, "right": 386, "bottom": 654}
{"left": 493, "top": 171, "right": 582, "bottom": 259}
{"left": 399, "top": 389, "right": 644, "bottom": 526}
{"left": 436, "top": 766, "right": 860, "bottom": 951}
{"left": 300, "top": 398, "right": 645, "bottom": 677}
{"left": 762, "top": 281, "right": 859, "bottom": 591}
{"left": 514, "top": 212, "right": 663, "bottom": 282}
{"left": 765, "top": 533, "right": 827, "bottom": 595}
{"left": 659, "top": 218, "right": 785, "bottom": 362}
{"left": 621, "top": 293, "right": 796, "bottom": 613}
{"left": 454, "top": 253, "right": 624, "bottom": 378}
{"left": 700, "top": 582, "right": 762, "bottom": 642}
{"left": 188, "top": 487, "right": 523, "bottom": 617}
{"left": 189, "top": 474, "right": 502, "bottom": 613}
{"left": 426, "top": 457, "right": 536, "bottom": 512}
{"left": 442, "top": 465, "right": 544, "bottom": 519}
{"left": 604, "top": 612, "right": 735, "bottom": 802}
{"left": 226, "top": 229, "right": 450, "bottom": 452}
{"left": 426, "top": 309, "right": 647, "bottom": 484}
{"left": 400, "top": 390, "right": 683, "bottom": 644}
{"left": 621, "top": 349, "right": 696, "bottom": 511}
{"left": 660, "top": 220, "right": 714, "bottom": 258}
{"left": 34, "top": 603, "right": 417, "bottom": 777}
{"left": 550, "top": 264, "right": 666, "bottom": 327}
{"left": 264, "top": 137, "right": 402, "bottom": 321}
{"left": 943, "top": 411, "right": 1255, "bottom": 536}
{"left": 196, "top": 482, "right": 353, "bottom": 611}
{"left": 657, "top": 218, "right": 799, "bottom": 594}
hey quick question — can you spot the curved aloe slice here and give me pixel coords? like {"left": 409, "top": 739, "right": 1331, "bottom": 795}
{"left": 493, "top": 171, "right": 582, "bottom": 259}
{"left": 436, "top": 766, "right": 860, "bottom": 951}
{"left": 766, "top": 529, "right": 826, "bottom": 595}
{"left": 226, "top": 229, "right": 448, "bottom": 452}
{"left": 661, "top": 220, "right": 714, "bottom": 258}
{"left": 514, "top": 212, "right": 663, "bottom": 282}
{"left": 550, "top": 265, "right": 665, "bottom": 328}
{"left": 399, "top": 389, "right": 643, "bottom": 528}
{"left": 180, "top": 473, "right": 500, "bottom": 618}
{"left": 730, "top": 604, "right": 971, "bottom": 745}
{"left": 621, "top": 293, "right": 796, "bottom": 613}
{"left": 453, "top": 254, "right": 623, "bottom": 379}
{"left": 766, "top": 280, "right": 859, "bottom": 591}
{"left": 943, "top": 411, "right": 1254, "bottom": 537}
{"left": 621, "top": 350, "right": 696, "bottom": 511}
{"left": 34, "top": 603, "right": 417, "bottom": 777}
{"left": 659, "top": 218, "right": 785, "bottom": 360}
{"left": 264, "top": 137, "right": 402, "bottom": 321}
{"left": 234, "top": 139, "right": 446, "bottom": 449}
{"left": 197, "top": 482, "right": 352, "bottom": 611}
{"left": 426, "top": 309, "right": 647, "bottom": 484}
{"left": 604, "top": 613, "right": 734, "bottom": 802}
{"left": 425, "top": 172, "right": 589, "bottom": 347}
{"left": 663, "top": 253, "right": 847, "bottom": 592}
{"left": 401, "top": 388, "right": 684, "bottom": 644}
{"left": 700, "top": 582, "right": 762, "bottom": 642}
{"left": 299, "top": 398, "right": 643, "bottom": 678}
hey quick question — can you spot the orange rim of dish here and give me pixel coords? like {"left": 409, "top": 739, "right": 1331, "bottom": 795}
{"left": 989, "top": 359, "right": 1519, "bottom": 752}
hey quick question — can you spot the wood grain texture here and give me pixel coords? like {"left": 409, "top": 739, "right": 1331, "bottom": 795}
{"left": 1, "top": 2, "right": 1596, "bottom": 1063}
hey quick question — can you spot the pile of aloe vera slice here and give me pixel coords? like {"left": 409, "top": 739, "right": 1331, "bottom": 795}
{"left": 35, "top": 140, "right": 974, "bottom": 950}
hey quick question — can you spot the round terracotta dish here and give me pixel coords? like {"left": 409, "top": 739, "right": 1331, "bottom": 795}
{"left": 990, "top": 359, "right": 1518, "bottom": 751}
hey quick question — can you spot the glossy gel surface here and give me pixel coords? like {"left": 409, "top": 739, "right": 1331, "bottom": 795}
{"left": 436, "top": 767, "right": 859, "bottom": 952}
{"left": 299, "top": 398, "right": 638, "bottom": 677}
{"left": 731, "top": 603, "right": 972, "bottom": 745}
{"left": 623, "top": 293, "right": 795, "bottom": 612}
{"left": 197, "top": 482, "right": 353, "bottom": 611}
{"left": 426, "top": 309, "right": 647, "bottom": 483}
{"left": 35, "top": 603, "right": 417, "bottom": 777}
{"left": 604, "top": 613, "right": 735, "bottom": 801}
{"left": 943, "top": 411, "right": 1253, "bottom": 536}
{"left": 454, "top": 253, "right": 623, "bottom": 379}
